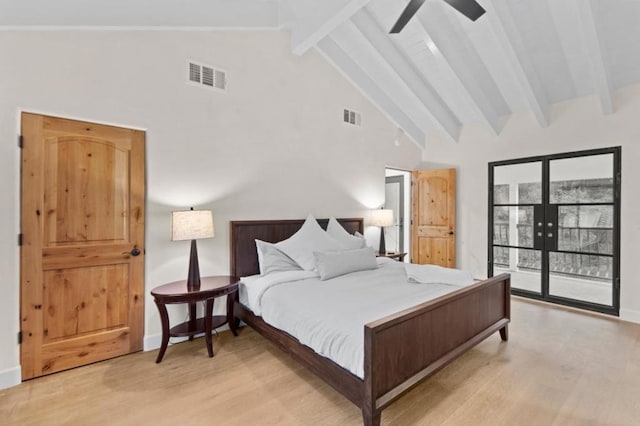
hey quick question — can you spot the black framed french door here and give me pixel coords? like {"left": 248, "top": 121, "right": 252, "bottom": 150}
{"left": 488, "top": 147, "right": 621, "bottom": 315}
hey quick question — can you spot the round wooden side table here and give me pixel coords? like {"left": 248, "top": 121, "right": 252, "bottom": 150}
{"left": 151, "top": 275, "right": 239, "bottom": 363}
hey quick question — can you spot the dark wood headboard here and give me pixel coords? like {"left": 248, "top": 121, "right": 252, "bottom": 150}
{"left": 230, "top": 218, "right": 364, "bottom": 277}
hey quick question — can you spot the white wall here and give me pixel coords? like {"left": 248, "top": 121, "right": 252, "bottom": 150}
{"left": 0, "top": 30, "right": 422, "bottom": 388}
{"left": 422, "top": 85, "right": 640, "bottom": 324}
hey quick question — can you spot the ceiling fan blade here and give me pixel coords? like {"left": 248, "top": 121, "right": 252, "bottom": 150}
{"left": 390, "top": 0, "right": 426, "bottom": 33}
{"left": 442, "top": 0, "right": 486, "bottom": 21}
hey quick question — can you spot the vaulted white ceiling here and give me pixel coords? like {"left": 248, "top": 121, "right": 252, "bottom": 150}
{"left": 3, "top": 0, "right": 640, "bottom": 149}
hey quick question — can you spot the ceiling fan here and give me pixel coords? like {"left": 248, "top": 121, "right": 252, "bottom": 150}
{"left": 390, "top": 0, "right": 486, "bottom": 33}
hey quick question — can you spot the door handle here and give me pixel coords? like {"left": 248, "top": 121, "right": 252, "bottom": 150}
{"left": 130, "top": 247, "right": 141, "bottom": 257}
{"left": 447, "top": 231, "right": 455, "bottom": 235}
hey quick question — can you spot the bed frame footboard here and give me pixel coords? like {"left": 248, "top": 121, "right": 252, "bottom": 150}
{"left": 361, "top": 273, "right": 511, "bottom": 425}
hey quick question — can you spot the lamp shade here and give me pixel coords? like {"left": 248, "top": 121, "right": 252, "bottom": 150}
{"left": 171, "top": 209, "right": 214, "bottom": 241}
{"left": 370, "top": 209, "right": 393, "bottom": 227}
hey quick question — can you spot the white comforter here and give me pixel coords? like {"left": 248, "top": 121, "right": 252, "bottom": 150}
{"left": 239, "top": 259, "right": 474, "bottom": 378}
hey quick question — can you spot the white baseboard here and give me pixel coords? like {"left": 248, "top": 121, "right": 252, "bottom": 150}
{"left": 143, "top": 324, "right": 231, "bottom": 352}
{"left": 620, "top": 308, "right": 640, "bottom": 324}
{"left": 0, "top": 366, "right": 21, "bottom": 390}
{"left": 143, "top": 333, "right": 163, "bottom": 351}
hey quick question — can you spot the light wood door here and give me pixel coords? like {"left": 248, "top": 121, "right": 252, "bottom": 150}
{"left": 20, "top": 113, "right": 145, "bottom": 380}
{"left": 411, "top": 169, "right": 456, "bottom": 267}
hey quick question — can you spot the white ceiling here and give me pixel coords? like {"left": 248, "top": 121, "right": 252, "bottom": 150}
{"left": 2, "top": 0, "right": 640, "bottom": 149}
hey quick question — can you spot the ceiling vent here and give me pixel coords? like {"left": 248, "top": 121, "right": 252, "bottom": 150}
{"left": 343, "top": 108, "right": 362, "bottom": 126}
{"left": 188, "top": 61, "right": 227, "bottom": 92}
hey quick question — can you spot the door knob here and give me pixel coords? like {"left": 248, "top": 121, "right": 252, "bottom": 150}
{"left": 447, "top": 231, "right": 455, "bottom": 235}
{"left": 130, "top": 247, "right": 141, "bottom": 256}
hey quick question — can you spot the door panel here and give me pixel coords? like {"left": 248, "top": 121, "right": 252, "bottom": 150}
{"left": 21, "top": 113, "right": 145, "bottom": 379}
{"left": 417, "top": 237, "right": 452, "bottom": 266}
{"left": 411, "top": 169, "right": 455, "bottom": 267}
{"left": 545, "top": 152, "right": 617, "bottom": 311}
{"left": 44, "top": 137, "right": 130, "bottom": 245}
{"left": 491, "top": 161, "right": 543, "bottom": 294}
{"left": 43, "top": 265, "right": 129, "bottom": 340}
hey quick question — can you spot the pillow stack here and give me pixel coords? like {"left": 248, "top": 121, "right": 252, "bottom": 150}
{"left": 255, "top": 214, "right": 374, "bottom": 279}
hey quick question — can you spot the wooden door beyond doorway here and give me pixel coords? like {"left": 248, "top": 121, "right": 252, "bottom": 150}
{"left": 20, "top": 113, "right": 145, "bottom": 380}
{"left": 411, "top": 169, "right": 456, "bottom": 267}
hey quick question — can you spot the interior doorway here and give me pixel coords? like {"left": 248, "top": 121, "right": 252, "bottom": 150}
{"left": 385, "top": 168, "right": 410, "bottom": 260}
{"left": 488, "top": 147, "right": 621, "bottom": 315}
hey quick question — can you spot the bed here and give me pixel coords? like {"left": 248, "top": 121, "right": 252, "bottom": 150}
{"left": 230, "top": 218, "right": 510, "bottom": 426}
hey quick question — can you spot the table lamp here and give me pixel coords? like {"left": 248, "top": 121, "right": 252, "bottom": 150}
{"left": 171, "top": 208, "right": 214, "bottom": 290}
{"left": 370, "top": 208, "right": 394, "bottom": 255}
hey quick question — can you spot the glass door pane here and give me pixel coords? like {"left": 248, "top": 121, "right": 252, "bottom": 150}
{"left": 548, "top": 253, "right": 613, "bottom": 305}
{"left": 492, "top": 161, "right": 543, "bottom": 294}
{"left": 548, "top": 153, "right": 615, "bottom": 308}
{"left": 549, "top": 154, "right": 614, "bottom": 204}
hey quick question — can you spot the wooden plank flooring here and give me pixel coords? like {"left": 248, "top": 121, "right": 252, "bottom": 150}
{"left": 2, "top": 297, "right": 639, "bottom": 425}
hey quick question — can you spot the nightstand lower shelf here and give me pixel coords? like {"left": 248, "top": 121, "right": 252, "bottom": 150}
{"left": 169, "top": 315, "right": 228, "bottom": 338}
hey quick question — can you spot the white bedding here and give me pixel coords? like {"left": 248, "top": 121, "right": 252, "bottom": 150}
{"left": 238, "top": 258, "right": 474, "bottom": 378}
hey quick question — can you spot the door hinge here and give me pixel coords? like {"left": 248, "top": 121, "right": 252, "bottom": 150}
{"left": 18, "top": 331, "right": 23, "bottom": 344}
{"left": 18, "top": 135, "right": 23, "bottom": 148}
{"left": 18, "top": 233, "right": 23, "bottom": 246}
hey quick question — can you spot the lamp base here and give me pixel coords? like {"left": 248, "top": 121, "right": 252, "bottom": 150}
{"left": 378, "top": 226, "right": 386, "bottom": 255}
{"left": 187, "top": 239, "right": 201, "bottom": 291}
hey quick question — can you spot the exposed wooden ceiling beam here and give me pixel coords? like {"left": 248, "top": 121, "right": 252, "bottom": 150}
{"left": 417, "top": 2, "right": 507, "bottom": 135}
{"left": 484, "top": 0, "right": 550, "bottom": 127}
{"left": 317, "top": 36, "right": 427, "bottom": 149}
{"left": 286, "top": 0, "right": 371, "bottom": 56}
{"left": 578, "top": 0, "right": 614, "bottom": 114}
{"left": 352, "top": 8, "right": 461, "bottom": 142}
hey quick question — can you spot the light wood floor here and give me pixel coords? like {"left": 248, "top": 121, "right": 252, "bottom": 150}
{"left": 2, "top": 298, "right": 640, "bottom": 425}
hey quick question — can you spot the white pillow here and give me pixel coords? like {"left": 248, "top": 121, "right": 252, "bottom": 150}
{"left": 275, "top": 214, "right": 343, "bottom": 270}
{"left": 255, "top": 239, "right": 301, "bottom": 275}
{"left": 326, "top": 217, "right": 366, "bottom": 250}
{"left": 314, "top": 247, "right": 378, "bottom": 280}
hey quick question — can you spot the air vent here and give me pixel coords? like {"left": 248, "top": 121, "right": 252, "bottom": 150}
{"left": 189, "top": 62, "right": 201, "bottom": 84}
{"left": 187, "top": 61, "right": 227, "bottom": 91}
{"left": 343, "top": 109, "right": 362, "bottom": 126}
